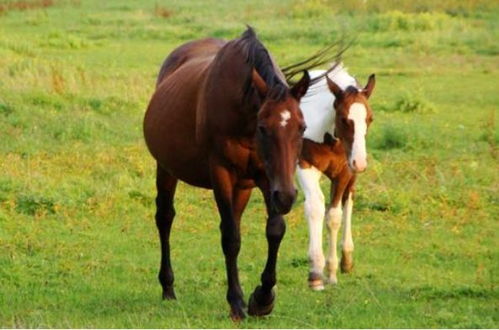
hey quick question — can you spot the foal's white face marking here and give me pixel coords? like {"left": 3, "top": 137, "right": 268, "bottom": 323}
{"left": 348, "top": 102, "right": 368, "bottom": 172}
{"left": 280, "top": 110, "right": 291, "bottom": 127}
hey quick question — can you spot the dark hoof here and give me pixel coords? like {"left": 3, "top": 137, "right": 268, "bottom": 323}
{"left": 248, "top": 286, "right": 275, "bottom": 317}
{"left": 230, "top": 301, "right": 247, "bottom": 322}
{"left": 308, "top": 272, "right": 325, "bottom": 291}
{"left": 340, "top": 251, "right": 354, "bottom": 273}
{"left": 162, "top": 287, "right": 176, "bottom": 300}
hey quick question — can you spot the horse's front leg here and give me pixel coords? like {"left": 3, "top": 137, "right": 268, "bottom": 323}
{"left": 210, "top": 163, "right": 247, "bottom": 321}
{"left": 248, "top": 182, "right": 285, "bottom": 317}
{"left": 340, "top": 181, "right": 355, "bottom": 273}
{"left": 325, "top": 171, "right": 351, "bottom": 284}
{"left": 297, "top": 166, "right": 326, "bottom": 290}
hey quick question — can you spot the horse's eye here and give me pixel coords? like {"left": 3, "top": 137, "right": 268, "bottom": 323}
{"left": 299, "top": 124, "right": 307, "bottom": 134}
{"left": 341, "top": 118, "right": 349, "bottom": 126}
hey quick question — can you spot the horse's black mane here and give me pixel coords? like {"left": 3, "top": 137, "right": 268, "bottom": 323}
{"left": 237, "top": 27, "right": 288, "bottom": 101}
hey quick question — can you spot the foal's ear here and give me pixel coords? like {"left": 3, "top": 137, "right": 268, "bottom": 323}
{"left": 291, "top": 70, "right": 310, "bottom": 100}
{"left": 326, "top": 76, "right": 342, "bottom": 99}
{"left": 252, "top": 69, "right": 268, "bottom": 98}
{"left": 362, "top": 74, "right": 376, "bottom": 99}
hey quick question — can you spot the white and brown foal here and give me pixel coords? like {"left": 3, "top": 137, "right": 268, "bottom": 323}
{"left": 297, "top": 64, "right": 375, "bottom": 290}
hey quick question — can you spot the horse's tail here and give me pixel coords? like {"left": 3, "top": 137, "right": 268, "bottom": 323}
{"left": 282, "top": 36, "right": 353, "bottom": 88}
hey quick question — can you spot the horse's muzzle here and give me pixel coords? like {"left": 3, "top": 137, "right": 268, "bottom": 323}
{"left": 271, "top": 189, "right": 297, "bottom": 214}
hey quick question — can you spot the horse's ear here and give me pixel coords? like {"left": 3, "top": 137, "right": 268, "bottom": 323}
{"left": 363, "top": 74, "right": 376, "bottom": 99}
{"left": 252, "top": 69, "right": 268, "bottom": 98}
{"left": 291, "top": 70, "right": 310, "bottom": 100}
{"left": 326, "top": 76, "right": 342, "bottom": 99}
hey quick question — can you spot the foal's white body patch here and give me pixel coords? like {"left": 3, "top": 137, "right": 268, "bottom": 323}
{"left": 280, "top": 110, "right": 291, "bottom": 127}
{"left": 348, "top": 103, "right": 367, "bottom": 170}
{"left": 300, "top": 64, "right": 359, "bottom": 143}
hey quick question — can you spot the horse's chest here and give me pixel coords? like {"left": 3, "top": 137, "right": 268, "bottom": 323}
{"left": 299, "top": 139, "right": 347, "bottom": 177}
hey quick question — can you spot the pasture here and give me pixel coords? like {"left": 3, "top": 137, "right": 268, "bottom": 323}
{"left": 0, "top": 0, "right": 497, "bottom": 328}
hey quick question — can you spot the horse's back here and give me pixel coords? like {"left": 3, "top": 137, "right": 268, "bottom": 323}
{"left": 144, "top": 39, "right": 225, "bottom": 188}
{"left": 301, "top": 70, "right": 335, "bottom": 143}
{"left": 300, "top": 66, "right": 359, "bottom": 143}
{"left": 156, "top": 38, "right": 226, "bottom": 86}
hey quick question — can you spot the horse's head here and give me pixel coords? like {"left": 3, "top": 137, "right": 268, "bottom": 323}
{"left": 327, "top": 74, "right": 375, "bottom": 173}
{"left": 253, "top": 70, "right": 310, "bottom": 214}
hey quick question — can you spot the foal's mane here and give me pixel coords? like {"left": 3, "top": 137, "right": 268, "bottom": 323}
{"left": 235, "top": 27, "right": 289, "bottom": 101}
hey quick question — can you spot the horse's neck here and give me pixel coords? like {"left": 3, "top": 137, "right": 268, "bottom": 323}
{"left": 327, "top": 63, "right": 359, "bottom": 90}
{"left": 196, "top": 61, "right": 257, "bottom": 144}
{"left": 301, "top": 66, "right": 357, "bottom": 144}
{"left": 301, "top": 84, "right": 336, "bottom": 143}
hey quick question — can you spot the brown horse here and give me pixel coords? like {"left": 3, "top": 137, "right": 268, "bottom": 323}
{"left": 143, "top": 27, "right": 310, "bottom": 320}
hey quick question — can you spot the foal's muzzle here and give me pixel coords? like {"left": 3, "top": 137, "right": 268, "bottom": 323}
{"left": 349, "top": 158, "right": 367, "bottom": 173}
{"left": 271, "top": 189, "right": 297, "bottom": 214}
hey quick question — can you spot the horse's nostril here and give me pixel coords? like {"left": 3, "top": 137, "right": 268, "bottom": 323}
{"left": 352, "top": 160, "right": 357, "bottom": 168}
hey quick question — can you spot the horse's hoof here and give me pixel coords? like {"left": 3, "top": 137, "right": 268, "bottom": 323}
{"left": 308, "top": 272, "right": 325, "bottom": 291}
{"left": 340, "top": 252, "right": 354, "bottom": 273}
{"left": 230, "top": 304, "right": 246, "bottom": 322}
{"left": 248, "top": 286, "right": 275, "bottom": 317}
{"left": 162, "top": 287, "right": 176, "bottom": 300}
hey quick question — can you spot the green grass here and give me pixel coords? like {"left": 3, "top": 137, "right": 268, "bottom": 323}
{"left": 0, "top": 0, "right": 498, "bottom": 328}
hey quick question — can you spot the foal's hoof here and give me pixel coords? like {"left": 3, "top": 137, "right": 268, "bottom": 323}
{"left": 162, "top": 287, "right": 177, "bottom": 300}
{"left": 308, "top": 272, "right": 325, "bottom": 291}
{"left": 248, "top": 286, "right": 275, "bottom": 317}
{"left": 326, "top": 275, "right": 338, "bottom": 285}
{"left": 340, "top": 252, "right": 354, "bottom": 273}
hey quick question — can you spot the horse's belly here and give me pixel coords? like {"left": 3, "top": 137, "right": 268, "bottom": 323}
{"left": 158, "top": 152, "right": 212, "bottom": 189}
{"left": 144, "top": 119, "right": 213, "bottom": 189}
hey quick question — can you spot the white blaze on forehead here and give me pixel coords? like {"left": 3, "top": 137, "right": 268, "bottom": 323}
{"left": 348, "top": 102, "right": 368, "bottom": 170}
{"left": 280, "top": 110, "right": 291, "bottom": 127}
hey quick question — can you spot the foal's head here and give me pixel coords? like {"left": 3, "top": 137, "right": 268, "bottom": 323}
{"left": 253, "top": 70, "right": 310, "bottom": 214}
{"left": 327, "top": 74, "right": 375, "bottom": 173}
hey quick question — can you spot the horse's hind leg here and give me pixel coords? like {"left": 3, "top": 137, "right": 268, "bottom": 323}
{"left": 155, "top": 164, "right": 178, "bottom": 300}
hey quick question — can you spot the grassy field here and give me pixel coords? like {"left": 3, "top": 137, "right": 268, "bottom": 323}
{"left": 0, "top": 0, "right": 498, "bottom": 328}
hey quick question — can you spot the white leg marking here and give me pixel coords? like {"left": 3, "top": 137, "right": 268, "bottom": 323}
{"left": 280, "top": 110, "right": 291, "bottom": 127}
{"left": 348, "top": 103, "right": 367, "bottom": 171}
{"left": 297, "top": 167, "right": 325, "bottom": 278}
{"left": 325, "top": 203, "right": 342, "bottom": 284}
{"left": 342, "top": 192, "right": 354, "bottom": 254}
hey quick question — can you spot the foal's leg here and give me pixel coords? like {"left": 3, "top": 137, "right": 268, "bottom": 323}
{"left": 340, "top": 180, "right": 356, "bottom": 273}
{"left": 210, "top": 164, "right": 247, "bottom": 320}
{"left": 248, "top": 181, "right": 285, "bottom": 317}
{"left": 155, "top": 164, "right": 178, "bottom": 299}
{"left": 325, "top": 171, "right": 351, "bottom": 284}
{"left": 297, "top": 166, "right": 326, "bottom": 290}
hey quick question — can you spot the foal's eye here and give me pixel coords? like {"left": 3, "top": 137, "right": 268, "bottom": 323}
{"left": 299, "top": 125, "right": 307, "bottom": 134}
{"left": 341, "top": 118, "right": 349, "bottom": 126}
